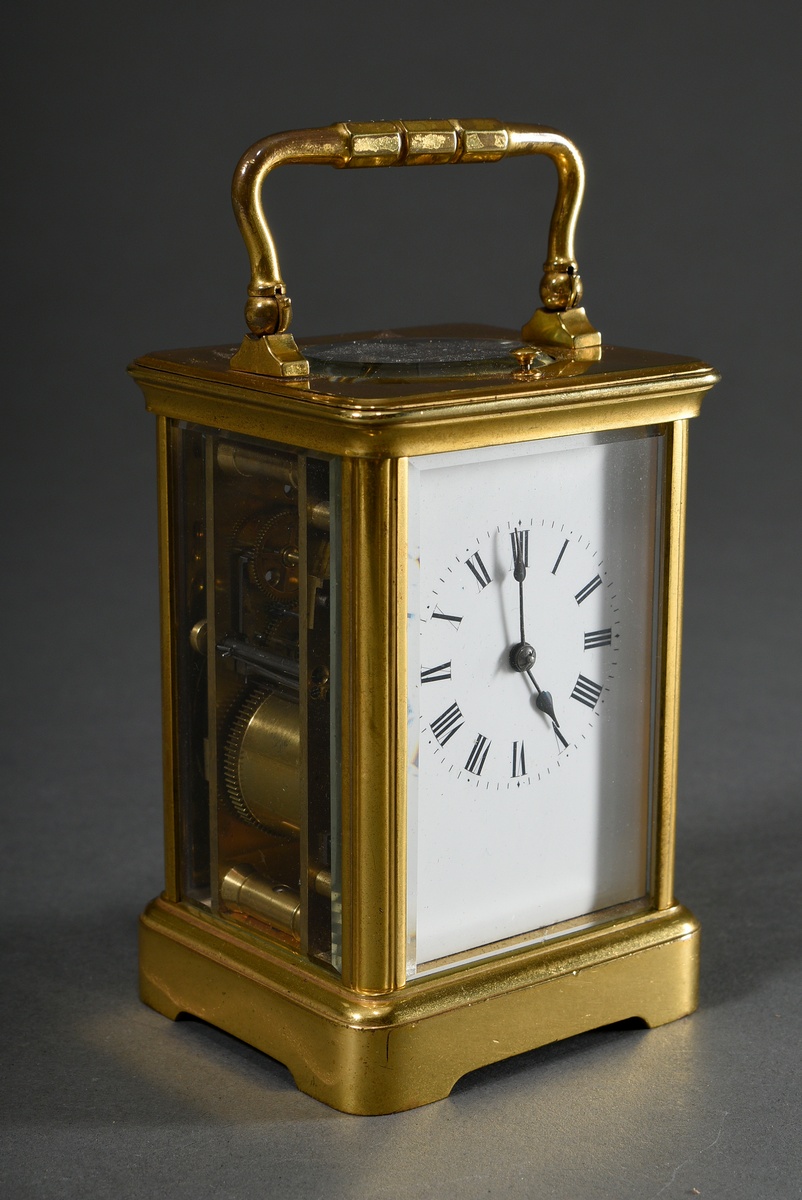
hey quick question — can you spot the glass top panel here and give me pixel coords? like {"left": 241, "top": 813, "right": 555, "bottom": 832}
{"left": 305, "top": 336, "right": 554, "bottom": 381}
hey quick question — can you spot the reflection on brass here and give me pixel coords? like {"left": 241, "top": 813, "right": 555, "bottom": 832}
{"left": 230, "top": 331, "right": 309, "bottom": 379}
{"left": 309, "top": 665, "right": 330, "bottom": 700}
{"left": 133, "top": 341, "right": 717, "bottom": 461}
{"left": 521, "top": 306, "right": 602, "bottom": 353}
{"left": 307, "top": 499, "right": 330, "bottom": 531}
{"left": 229, "top": 119, "right": 600, "bottom": 371}
{"left": 217, "top": 443, "right": 298, "bottom": 488}
{"left": 217, "top": 636, "right": 300, "bottom": 694}
{"left": 310, "top": 866, "right": 332, "bottom": 899}
{"left": 218, "top": 443, "right": 330, "bottom": 528}
{"left": 221, "top": 864, "right": 301, "bottom": 935}
{"left": 141, "top": 896, "right": 700, "bottom": 1114}
{"left": 223, "top": 688, "right": 300, "bottom": 836}
{"left": 512, "top": 346, "right": 541, "bottom": 370}
{"left": 189, "top": 618, "right": 208, "bottom": 655}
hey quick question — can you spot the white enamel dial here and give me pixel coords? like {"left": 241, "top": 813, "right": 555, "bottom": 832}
{"left": 406, "top": 428, "right": 664, "bottom": 973}
{"left": 419, "top": 520, "right": 616, "bottom": 785}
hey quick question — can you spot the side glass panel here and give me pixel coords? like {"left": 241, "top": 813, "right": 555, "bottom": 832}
{"left": 168, "top": 424, "right": 209, "bottom": 900}
{"left": 406, "top": 427, "right": 665, "bottom": 977}
{"left": 169, "top": 422, "right": 339, "bottom": 971}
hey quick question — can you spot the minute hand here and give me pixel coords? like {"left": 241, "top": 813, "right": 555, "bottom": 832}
{"left": 513, "top": 529, "right": 527, "bottom": 646}
{"left": 511, "top": 532, "right": 567, "bottom": 747}
{"left": 509, "top": 531, "right": 536, "bottom": 675}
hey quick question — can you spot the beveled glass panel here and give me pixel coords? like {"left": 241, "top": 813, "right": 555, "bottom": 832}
{"left": 170, "top": 423, "right": 339, "bottom": 969}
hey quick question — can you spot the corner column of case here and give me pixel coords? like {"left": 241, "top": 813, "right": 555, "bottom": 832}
{"left": 155, "top": 416, "right": 181, "bottom": 902}
{"left": 339, "top": 456, "right": 407, "bottom": 994}
{"left": 653, "top": 419, "right": 689, "bottom": 910}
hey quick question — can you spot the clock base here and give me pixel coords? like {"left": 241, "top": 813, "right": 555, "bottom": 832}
{"left": 139, "top": 895, "right": 699, "bottom": 1115}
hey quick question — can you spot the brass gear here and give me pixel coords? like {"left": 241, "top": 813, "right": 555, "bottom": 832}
{"left": 248, "top": 509, "right": 300, "bottom": 605}
{"left": 223, "top": 686, "right": 300, "bottom": 837}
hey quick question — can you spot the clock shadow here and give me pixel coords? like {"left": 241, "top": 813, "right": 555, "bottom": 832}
{"left": 449, "top": 1017, "right": 648, "bottom": 1101}
{"left": 0, "top": 906, "right": 343, "bottom": 1130}
{"left": 675, "top": 787, "right": 802, "bottom": 1012}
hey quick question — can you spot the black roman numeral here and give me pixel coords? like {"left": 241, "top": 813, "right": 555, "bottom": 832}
{"left": 511, "top": 740, "right": 527, "bottom": 777}
{"left": 430, "top": 702, "right": 464, "bottom": 746}
{"left": 509, "top": 529, "right": 529, "bottom": 569}
{"left": 465, "top": 733, "right": 491, "bottom": 775}
{"left": 431, "top": 606, "right": 463, "bottom": 629}
{"left": 421, "top": 661, "right": 452, "bottom": 684}
{"left": 552, "top": 538, "right": 569, "bottom": 575}
{"left": 584, "top": 628, "right": 612, "bottom": 649}
{"left": 465, "top": 551, "right": 491, "bottom": 589}
{"left": 575, "top": 575, "right": 602, "bottom": 605}
{"left": 570, "top": 674, "right": 603, "bottom": 709}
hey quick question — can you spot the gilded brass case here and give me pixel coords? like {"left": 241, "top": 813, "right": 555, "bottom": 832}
{"left": 132, "top": 333, "right": 717, "bottom": 1113}
{"left": 132, "top": 119, "right": 718, "bottom": 1114}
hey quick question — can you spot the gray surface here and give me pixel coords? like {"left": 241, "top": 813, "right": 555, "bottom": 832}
{"left": 2, "top": 2, "right": 801, "bottom": 1197}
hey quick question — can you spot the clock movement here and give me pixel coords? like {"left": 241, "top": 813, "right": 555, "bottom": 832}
{"left": 130, "top": 119, "right": 719, "bottom": 1113}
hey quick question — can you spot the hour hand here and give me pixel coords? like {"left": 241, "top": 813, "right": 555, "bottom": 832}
{"left": 527, "top": 674, "right": 569, "bottom": 749}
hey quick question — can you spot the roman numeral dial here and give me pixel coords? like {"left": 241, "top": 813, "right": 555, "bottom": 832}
{"left": 419, "top": 518, "right": 617, "bottom": 787}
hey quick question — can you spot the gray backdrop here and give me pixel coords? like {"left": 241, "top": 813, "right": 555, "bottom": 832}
{"left": 3, "top": 2, "right": 800, "bottom": 1197}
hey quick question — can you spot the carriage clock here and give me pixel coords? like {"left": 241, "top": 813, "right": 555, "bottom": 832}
{"left": 131, "top": 119, "right": 719, "bottom": 1114}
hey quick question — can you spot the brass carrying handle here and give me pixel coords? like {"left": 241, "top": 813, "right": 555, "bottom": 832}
{"left": 231, "top": 120, "right": 600, "bottom": 370}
